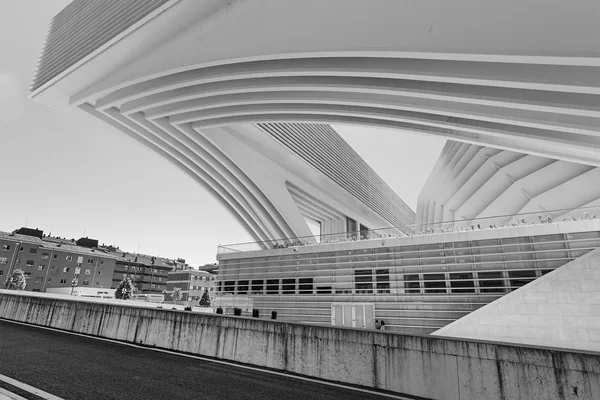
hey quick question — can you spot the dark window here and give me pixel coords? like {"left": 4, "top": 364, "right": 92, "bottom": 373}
{"left": 346, "top": 217, "right": 357, "bottom": 238}
{"left": 224, "top": 281, "right": 235, "bottom": 292}
{"left": 282, "top": 278, "right": 296, "bottom": 294}
{"left": 359, "top": 224, "right": 369, "bottom": 239}
{"left": 423, "top": 273, "right": 446, "bottom": 294}
{"left": 2, "top": 245, "right": 10, "bottom": 251}
{"left": 376, "top": 269, "right": 390, "bottom": 293}
{"left": 316, "top": 286, "right": 332, "bottom": 294}
{"left": 26, "top": 260, "right": 34, "bottom": 267}
{"left": 29, "top": 248, "right": 37, "bottom": 254}
{"left": 299, "top": 278, "right": 313, "bottom": 294}
{"left": 250, "top": 279, "right": 264, "bottom": 294}
{"left": 266, "top": 279, "right": 279, "bottom": 294}
{"left": 478, "top": 272, "right": 505, "bottom": 293}
{"left": 404, "top": 274, "right": 421, "bottom": 293}
{"left": 355, "top": 269, "right": 373, "bottom": 294}
{"left": 508, "top": 270, "right": 537, "bottom": 290}
{"left": 449, "top": 273, "right": 475, "bottom": 293}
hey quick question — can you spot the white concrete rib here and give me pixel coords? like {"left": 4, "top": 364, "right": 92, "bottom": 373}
{"left": 71, "top": 51, "right": 600, "bottom": 240}
{"left": 416, "top": 141, "right": 600, "bottom": 229}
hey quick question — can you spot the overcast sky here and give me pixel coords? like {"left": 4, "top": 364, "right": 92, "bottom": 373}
{"left": 0, "top": 0, "right": 446, "bottom": 266}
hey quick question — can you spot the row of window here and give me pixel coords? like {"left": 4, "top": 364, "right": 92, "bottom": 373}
{"left": 1, "top": 245, "right": 103, "bottom": 264}
{"left": 192, "top": 275, "right": 215, "bottom": 281}
{"left": 121, "top": 274, "right": 164, "bottom": 281}
{"left": 219, "top": 233, "right": 600, "bottom": 268}
{"left": 121, "top": 266, "right": 166, "bottom": 274}
{"left": 217, "top": 268, "right": 547, "bottom": 296}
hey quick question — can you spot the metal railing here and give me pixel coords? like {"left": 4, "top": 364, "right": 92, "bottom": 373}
{"left": 217, "top": 205, "right": 600, "bottom": 256}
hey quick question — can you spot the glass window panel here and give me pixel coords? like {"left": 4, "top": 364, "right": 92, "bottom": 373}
{"left": 299, "top": 278, "right": 313, "bottom": 294}
{"left": 449, "top": 273, "right": 475, "bottom": 293}
{"left": 478, "top": 272, "right": 505, "bottom": 293}
{"left": 355, "top": 269, "right": 373, "bottom": 294}
{"left": 237, "top": 280, "right": 249, "bottom": 294}
{"left": 317, "top": 286, "right": 332, "bottom": 294}
{"left": 508, "top": 270, "right": 537, "bottom": 290}
{"left": 376, "top": 269, "right": 390, "bottom": 294}
{"left": 282, "top": 278, "right": 296, "bottom": 294}
{"left": 266, "top": 279, "right": 279, "bottom": 294}
{"left": 535, "top": 250, "right": 569, "bottom": 260}
{"left": 250, "top": 279, "right": 264, "bottom": 294}
{"left": 404, "top": 274, "right": 420, "bottom": 294}
{"left": 505, "top": 261, "right": 535, "bottom": 270}
{"left": 423, "top": 273, "right": 446, "bottom": 294}
{"left": 224, "top": 281, "right": 235, "bottom": 293}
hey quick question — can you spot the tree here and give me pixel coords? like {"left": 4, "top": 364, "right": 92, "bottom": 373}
{"left": 199, "top": 290, "right": 211, "bottom": 307}
{"left": 4, "top": 269, "right": 26, "bottom": 291}
{"left": 171, "top": 287, "right": 183, "bottom": 302}
{"left": 115, "top": 277, "right": 137, "bottom": 300}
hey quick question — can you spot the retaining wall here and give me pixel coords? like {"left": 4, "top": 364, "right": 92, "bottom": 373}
{"left": 1, "top": 291, "right": 600, "bottom": 400}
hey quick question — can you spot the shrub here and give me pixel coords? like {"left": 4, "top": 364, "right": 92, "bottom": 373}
{"left": 216, "top": 307, "right": 223, "bottom": 314}
{"left": 170, "top": 287, "right": 183, "bottom": 302}
{"left": 233, "top": 307, "right": 242, "bottom": 316}
{"left": 199, "top": 291, "right": 211, "bottom": 307}
{"left": 184, "top": 306, "right": 192, "bottom": 311}
{"left": 4, "top": 269, "right": 26, "bottom": 291}
{"left": 252, "top": 309, "right": 260, "bottom": 318}
{"left": 271, "top": 311, "right": 277, "bottom": 320}
{"left": 114, "top": 277, "right": 136, "bottom": 300}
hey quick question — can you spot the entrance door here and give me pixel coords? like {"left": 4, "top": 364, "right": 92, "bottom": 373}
{"left": 331, "top": 303, "right": 375, "bottom": 329}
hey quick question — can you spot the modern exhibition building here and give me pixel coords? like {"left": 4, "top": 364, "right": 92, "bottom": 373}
{"left": 31, "top": 0, "right": 600, "bottom": 349}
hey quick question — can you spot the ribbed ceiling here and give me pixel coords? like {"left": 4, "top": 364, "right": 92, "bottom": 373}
{"left": 31, "top": 0, "right": 172, "bottom": 92}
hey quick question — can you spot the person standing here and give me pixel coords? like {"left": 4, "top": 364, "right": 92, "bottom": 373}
{"left": 375, "top": 320, "right": 381, "bottom": 330}
{"left": 380, "top": 320, "right": 386, "bottom": 331}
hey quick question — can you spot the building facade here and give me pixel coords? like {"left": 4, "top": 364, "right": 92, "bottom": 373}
{"left": 1, "top": 231, "right": 117, "bottom": 293}
{"left": 216, "top": 217, "right": 600, "bottom": 334}
{"left": 166, "top": 269, "right": 216, "bottom": 302}
{"left": 100, "top": 247, "right": 173, "bottom": 294}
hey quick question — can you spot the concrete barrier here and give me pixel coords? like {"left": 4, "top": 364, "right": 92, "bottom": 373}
{"left": 1, "top": 291, "right": 600, "bottom": 400}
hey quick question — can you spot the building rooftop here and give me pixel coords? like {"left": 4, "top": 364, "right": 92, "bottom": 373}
{"left": 42, "top": 242, "right": 120, "bottom": 260}
{"left": 0, "top": 231, "right": 45, "bottom": 245}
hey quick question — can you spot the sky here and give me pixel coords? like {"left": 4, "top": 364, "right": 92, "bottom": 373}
{"left": 0, "top": 0, "right": 446, "bottom": 266}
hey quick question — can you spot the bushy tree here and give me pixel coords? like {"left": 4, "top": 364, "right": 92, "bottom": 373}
{"left": 171, "top": 287, "right": 183, "bottom": 302}
{"left": 115, "top": 277, "right": 137, "bottom": 300}
{"left": 4, "top": 269, "right": 26, "bottom": 290}
{"left": 199, "top": 290, "right": 211, "bottom": 307}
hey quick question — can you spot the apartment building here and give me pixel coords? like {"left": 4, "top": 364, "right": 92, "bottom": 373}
{"left": 166, "top": 269, "right": 216, "bottom": 302}
{"left": 1, "top": 230, "right": 117, "bottom": 292}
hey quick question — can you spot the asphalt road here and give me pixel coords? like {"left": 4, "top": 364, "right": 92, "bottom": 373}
{"left": 0, "top": 320, "right": 397, "bottom": 400}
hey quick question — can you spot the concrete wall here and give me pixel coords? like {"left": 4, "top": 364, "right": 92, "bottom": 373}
{"left": 434, "top": 248, "right": 600, "bottom": 352}
{"left": 1, "top": 291, "right": 600, "bottom": 400}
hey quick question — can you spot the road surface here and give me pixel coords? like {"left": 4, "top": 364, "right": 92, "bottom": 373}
{"left": 0, "top": 319, "right": 405, "bottom": 400}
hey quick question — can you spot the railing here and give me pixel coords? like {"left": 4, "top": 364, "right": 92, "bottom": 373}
{"left": 217, "top": 205, "right": 600, "bottom": 256}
